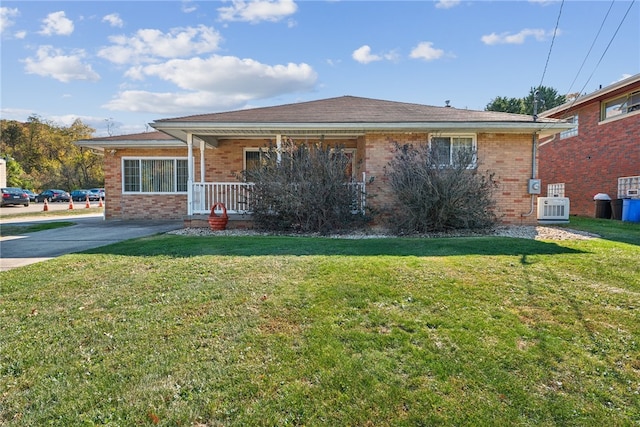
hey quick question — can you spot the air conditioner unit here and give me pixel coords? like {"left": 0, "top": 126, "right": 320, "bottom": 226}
{"left": 537, "top": 197, "right": 570, "bottom": 223}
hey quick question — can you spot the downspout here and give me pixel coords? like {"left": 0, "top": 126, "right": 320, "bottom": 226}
{"left": 521, "top": 90, "right": 539, "bottom": 219}
{"left": 521, "top": 132, "right": 538, "bottom": 218}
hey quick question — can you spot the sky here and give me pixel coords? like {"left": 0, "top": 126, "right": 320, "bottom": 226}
{"left": 1, "top": 0, "right": 638, "bottom": 137}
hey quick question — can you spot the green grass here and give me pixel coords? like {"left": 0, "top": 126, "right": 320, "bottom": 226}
{"left": 1, "top": 218, "right": 639, "bottom": 426}
{"left": 559, "top": 215, "right": 640, "bottom": 246}
{"left": 0, "top": 221, "right": 75, "bottom": 236}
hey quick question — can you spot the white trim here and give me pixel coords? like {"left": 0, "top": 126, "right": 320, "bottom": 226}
{"left": 598, "top": 107, "right": 640, "bottom": 125}
{"left": 428, "top": 133, "right": 478, "bottom": 169}
{"left": 122, "top": 156, "right": 189, "bottom": 194}
{"left": 559, "top": 115, "right": 578, "bottom": 139}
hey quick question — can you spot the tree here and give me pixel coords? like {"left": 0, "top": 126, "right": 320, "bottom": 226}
{"left": 485, "top": 96, "right": 525, "bottom": 114}
{"left": 522, "top": 86, "right": 566, "bottom": 116}
{"left": 0, "top": 117, "right": 101, "bottom": 191}
{"left": 485, "top": 85, "right": 566, "bottom": 116}
{"left": 4, "top": 157, "right": 31, "bottom": 188}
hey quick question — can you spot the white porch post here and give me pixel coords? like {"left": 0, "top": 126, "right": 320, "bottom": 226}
{"left": 199, "top": 139, "right": 205, "bottom": 183}
{"left": 187, "top": 132, "right": 194, "bottom": 216}
{"left": 276, "top": 134, "right": 282, "bottom": 163}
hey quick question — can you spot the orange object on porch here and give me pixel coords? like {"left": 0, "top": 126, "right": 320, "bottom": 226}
{"left": 208, "top": 202, "right": 229, "bottom": 231}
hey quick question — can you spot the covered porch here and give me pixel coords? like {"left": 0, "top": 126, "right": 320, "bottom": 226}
{"left": 180, "top": 131, "right": 368, "bottom": 227}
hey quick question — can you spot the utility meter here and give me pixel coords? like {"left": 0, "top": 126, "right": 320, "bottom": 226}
{"left": 528, "top": 179, "right": 542, "bottom": 195}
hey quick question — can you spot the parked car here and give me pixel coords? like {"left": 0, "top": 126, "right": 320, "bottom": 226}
{"left": 1, "top": 187, "right": 30, "bottom": 207}
{"left": 23, "top": 189, "right": 37, "bottom": 202}
{"left": 89, "top": 188, "right": 105, "bottom": 200}
{"left": 70, "top": 189, "right": 100, "bottom": 202}
{"left": 36, "top": 189, "right": 71, "bottom": 203}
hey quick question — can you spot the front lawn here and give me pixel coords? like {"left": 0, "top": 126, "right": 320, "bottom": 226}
{"left": 1, "top": 219, "right": 639, "bottom": 426}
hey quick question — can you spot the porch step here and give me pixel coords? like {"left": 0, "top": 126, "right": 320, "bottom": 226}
{"left": 183, "top": 214, "right": 254, "bottom": 230}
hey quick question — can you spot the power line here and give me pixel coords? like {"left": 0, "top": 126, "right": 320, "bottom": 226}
{"left": 564, "top": 0, "right": 616, "bottom": 99}
{"left": 538, "top": 0, "right": 565, "bottom": 90}
{"left": 538, "top": 0, "right": 636, "bottom": 129}
{"left": 576, "top": 0, "right": 636, "bottom": 99}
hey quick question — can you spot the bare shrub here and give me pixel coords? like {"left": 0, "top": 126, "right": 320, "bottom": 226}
{"left": 242, "top": 140, "right": 369, "bottom": 234}
{"left": 385, "top": 142, "right": 498, "bottom": 233}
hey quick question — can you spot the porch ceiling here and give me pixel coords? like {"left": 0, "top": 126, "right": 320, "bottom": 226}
{"left": 164, "top": 128, "right": 367, "bottom": 142}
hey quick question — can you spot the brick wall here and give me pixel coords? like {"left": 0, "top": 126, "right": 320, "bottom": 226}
{"left": 479, "top": 133, "right": 537, "bottom": 224}
{"left": 362, "top": 132, "right": 538, "bottom": 225}
{"left": 103, "top": 148, "right": 187, "bottom": 220}
{"left": 105, "top": 134, "right": 538, "bottom": 225}
{"left": 539, "top": 104, "right": 640, "bottom": 217}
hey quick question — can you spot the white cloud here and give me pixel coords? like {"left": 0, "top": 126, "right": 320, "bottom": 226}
{"left": 351, "top": 45, "right": 397, "bottom": 64}
{"left": 103, "top": 90, "right": 253, "bottom": 115}
{"left": 481, "top": 28, "right": 556, "bottom": 45}
{"left": 39, "top": 11, "right": 74, "bottom": 36}
{"left": 181, "top": 0, "right": 198, "bottom": 13}
{"left": 1, "top": 7, "right": 19, "bottom": 35}
{"left": 218, "top": 0, "right": 297, "bottom": 23}
{"left": 105, "top": 55, "right": 317, "bottom": 114}
{"left": 135, "top": 55, "right": 316, "bottom": 94}
{"left": 528, "top": 0, "right": 561, "bottom": 5}
{"left": 352, "top": 45, "right": 381, "bottom": 64}
{"left": 435, "top": 0, "right": 461, "bottom": 9}
{"left": 97, "top": 25, "right": 222, "bottom": 65}
{"left": 15, "top": 30, "right": 26, "bottom": 39}
{"left": 409, "top": 42, "right": 445, "bottom": 61}
{"left": 102, "top": 13, "right": 124, "bottom": 28}
{"left": 23, "top": 45, "right": 100, "bottom": 82}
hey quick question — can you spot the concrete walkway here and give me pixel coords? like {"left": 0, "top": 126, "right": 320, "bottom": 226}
{"left": 0, "top": 215, "right": 182, "bottom": 271}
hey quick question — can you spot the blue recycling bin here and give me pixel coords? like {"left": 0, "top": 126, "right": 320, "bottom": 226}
{"left": 621, "top": 199, "right": 640, "bottom": 223}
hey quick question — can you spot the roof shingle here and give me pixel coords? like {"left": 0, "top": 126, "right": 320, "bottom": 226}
{"left": 154, "top": 95, "right": 552, "bottom": 124}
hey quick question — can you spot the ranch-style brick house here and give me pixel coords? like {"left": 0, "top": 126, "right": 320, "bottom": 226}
{"left": 76, "top": 96, "right": 574, "bottom": 227}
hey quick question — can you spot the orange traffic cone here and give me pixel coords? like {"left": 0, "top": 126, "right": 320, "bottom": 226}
{"left": 68, "top": 198, "right": 74, "bottom": 210}
{"left": 43, "top": 199, "right": 49, "bottom": 212}
{"left": 85, "top": 194, "right": 91, "bottom": 208}
{"left": 98, "top": 197, "right": 103, "bottom": 208}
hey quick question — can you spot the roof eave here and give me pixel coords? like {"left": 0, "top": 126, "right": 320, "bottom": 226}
{"left": 541, "top": 73, "right": 640, "bottom": 117}
{"left": 152, "top": 121, "right": 573, "bottom": 140}
{"left": 74, "top": 139, "right": 186, "bottom": 150}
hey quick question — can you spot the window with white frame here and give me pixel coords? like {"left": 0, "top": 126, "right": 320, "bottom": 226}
{"left": 602, "top": 90, "right": 640, "bottom": 120}
{"left": 429, "top": 134, "right": 477, "bottom": 168}
{"left": 123, "top": 158, "right": 188, "bottom": 193}
{"left": 560, "top": 115, "right": 578, "bottom": 139}
{"left": 244, "top": 147, "right": 357, "bottom": 179}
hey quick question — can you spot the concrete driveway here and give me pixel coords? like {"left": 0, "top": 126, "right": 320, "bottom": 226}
{"left": 0, "top": 215, "right": 182, "bottom": 271}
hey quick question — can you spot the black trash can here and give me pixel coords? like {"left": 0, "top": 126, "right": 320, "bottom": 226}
{"left": 593, "top": 193, "right": 612, "bottom": 219}
{"left": 611, "top": 198, "right": 623, "bottom": 220}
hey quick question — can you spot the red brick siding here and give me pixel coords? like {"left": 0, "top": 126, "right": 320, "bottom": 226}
{"left": 539, "top": 103, "right": 640, "bottom": 216}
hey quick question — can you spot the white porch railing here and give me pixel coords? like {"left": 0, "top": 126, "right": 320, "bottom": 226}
{"left": 192, "top": 182, "right": 254, "bottom": 215}
{"left": 191, "top": 181, "right": 367, "bottom": 215}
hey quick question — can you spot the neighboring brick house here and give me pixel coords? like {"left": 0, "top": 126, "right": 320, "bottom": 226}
{"left": 538, "top": 73, "right": 640, "bottom": 217}
{"left": 76, "top": 96, "right": 573, "bottom": 227}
